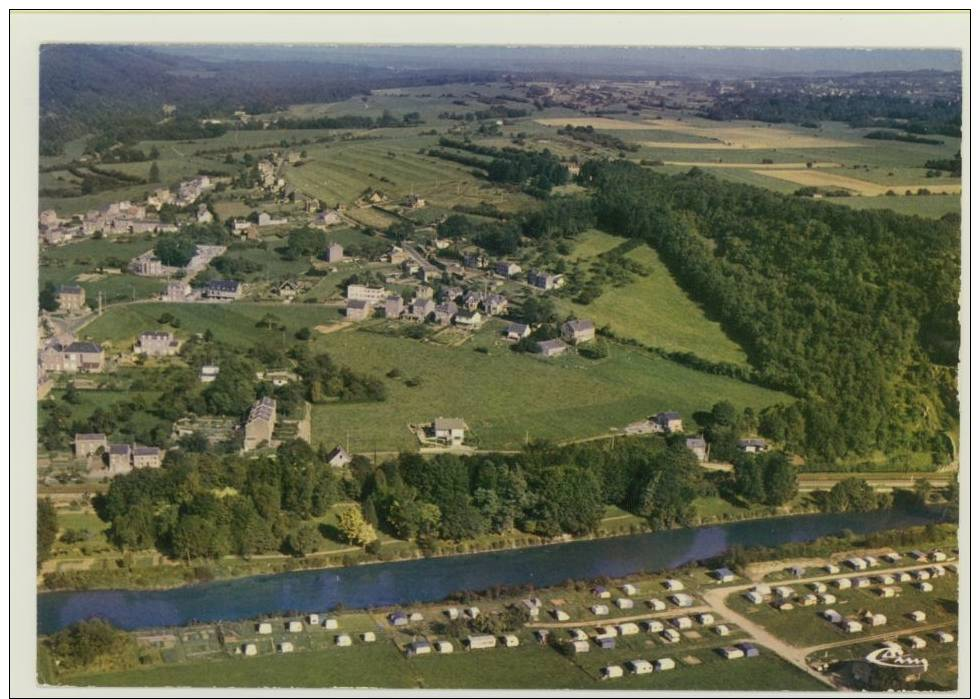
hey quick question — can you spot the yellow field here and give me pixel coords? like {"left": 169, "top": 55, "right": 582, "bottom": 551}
{"left": 664, "top": 161, "right": 843, "bottom": 169}
{"left": 535, "top": 117, "right": 661, "bottom": 130}
{"left": 751, "top": 169, "right": 963, "bottom": 197}
{"left": 638, "top": 119, "right": 861, "bottom": 149}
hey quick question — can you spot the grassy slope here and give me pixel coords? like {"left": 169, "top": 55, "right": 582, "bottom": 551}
{"left": 556, "top": 234, "right": 749, "bottom": 365}
{"left": 308, "top": 321, "right": 787, "bottom": 452}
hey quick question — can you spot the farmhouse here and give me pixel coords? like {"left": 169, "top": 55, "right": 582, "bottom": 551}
{"left": 687, "top": 437, "right": 708, "bottom": 462}
{"left": 528, "top": 269, "right": 565, "bottom": 290}
{"left": 505, "top": 322, "right": 531, "bottom": 340}
{"left": 243, "top": 397, "right": 277, "bottom": 451}
{"left": 432, "top": 417, "right": 468, "bottom": 446}
{"left": 346, "top": 299, "right": 372, "bottom": 321}
{"left": 480, "top": 293, "right": 509, "bottom": 316}
{"left": 130, "top": 252, "right": 167, "bottom": 277}
{"left": 56, "top": 285, "right": 86, "bottom": 313}
{"left": 132, "top": 446, "right": 162, "bottom": 469}
{"left": 536, "top": 339, "right": 567, "bottom": 358}
{"left": 561, "top": 319, "right": 595, "bottom": 344}
{"left": 135, "top": 331, "right": 181, "bottom": 357}
{"left": 74, "top": 433, "right": 107, "bottom": 458}
{"left": 317, "top": 210, "right": 344, "bottom": 228}
{"left": 736, "top": 438, "right": 769, "bottom": 453}
{"left": 744, "top": 591, "right": 764, "bottom": 605}
{"left": 454, "top": 309, "right": 483, "bottom": 327}
{"left": 204, "top": 280, "right": 242, "bottom": 300}
{"left": 654, "top": 412, "right": 684, "bottom": 433}
{"left": 326, "top": 446, "right": 352, "bottom": 468}
{"left": 410, "top": 298, "right": 435, "bottom": 321}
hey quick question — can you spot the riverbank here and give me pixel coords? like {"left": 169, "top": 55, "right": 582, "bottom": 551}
{"left": 39, "top": 496, "right": 839, "bottom": 594}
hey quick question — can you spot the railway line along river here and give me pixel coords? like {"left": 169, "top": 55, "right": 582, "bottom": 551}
{"left": 37, "top": 507, "right": 946, "bottom": 635}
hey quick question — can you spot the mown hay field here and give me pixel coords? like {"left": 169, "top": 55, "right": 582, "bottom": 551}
{"left": 750, "top": 169, "right": 962, "bottom": 197}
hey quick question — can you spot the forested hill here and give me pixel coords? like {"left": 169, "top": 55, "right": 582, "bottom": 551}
{"left": 38, "top": 44, "right": 497, "bottom": 155}
{"left": 580, "top": 160, "right": 960, "bottom": 464}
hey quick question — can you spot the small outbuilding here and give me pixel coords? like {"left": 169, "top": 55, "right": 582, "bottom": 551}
{"left": 287, "top": 621, "right": 303, "bottom": 633}
{"left": 737, "top": 642, "right": 760, "bottom": 658}
{"left": 466, "top": 634, "right": 497, "bottom": 650}
{"left": 571, "top": 640, "right": 590, "bottom": 654}
{"left": 406, "top": 641, "right": 431, "bottom": 657}
{"left": 335, "top": 634, "right": 352, "bottom": 647}
{"left": 908, "top": 610, "right": 926, "bottom": 622}
{"left": 323, "top": 618, "right": 338, "bottom": 630}
{"left": 718, "top": 646, "right": 745, "bottom": 660}
{"left": 661, "top": 629, "right": 681, "bottom": 643}
{"left": 601, "top": 665, "right": 624, "bottom": 680}
{"left": 435, "top": 640, "right": 454, "bottom": 654}
{"left": 663, "top": 579, "right": 684, "bottom": 591}
{"left": 933, "top": 631, "right": 954, "bottom": 644}
{"left": 715, "top": 624, "right": 732, "bottom": 637}
{"left": 361, "top": 632, "right": 376, "bottom": 643}
{"left": 647, "top": 598, "right": 667, "bottom": 611}
{"left": 307, "top": 614, "right": 320, "bottom": 625}
{"left": 500, "top": 634, "right": 520, "bottom": 648}
{"left": 591, "top": 604, "right": 610, "bottom": 616}
{"left": 615, "top": 598, "right": 634, "bottom": 610}
{"left": 256, "top": 622, "right": 272, "bottom": 635}
{"left": 277, "top": 642, "right": 294, "bottom": 654}
{"left": 655, "top": 657, "right": 676, "bottom": 672}
{"left": 621, "top": 583, "right": 638, "bottom": 596}
{"left": 616, "top": 622, "right": 640, "bottom": 636}
{"left": 242, "top": 643, "right": 257, "bottom": 656}
{"left": 671, "top": 616, "right": 693, "bottom": 630}
{"left": 553, "top": 609, "right": 570, "bottom": 622}
{"left": 905, "top": 635, "right": 927, "bottom": 649}
{"left": 711, "top": 567, "right": 735, "bottom": 583}
{"left": 626, "top": 659, "right": 653, "bottom": 675}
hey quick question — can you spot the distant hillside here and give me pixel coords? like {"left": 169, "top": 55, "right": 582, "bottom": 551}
{"left": 38, "top": 44, "right": 497, "bottom": 155}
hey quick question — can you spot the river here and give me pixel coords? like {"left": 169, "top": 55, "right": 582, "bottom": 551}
{"left": 37, "top": 507, "right": 945, "bottom": 634}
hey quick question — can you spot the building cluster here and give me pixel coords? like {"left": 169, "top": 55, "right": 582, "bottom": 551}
{"left": 345, "top": 282, "right": 512, "bottom": 328}
{"left": 130, "top": 244, "right": 226, "bottom": 279}
{"left": 74, "top": 433, "right": 163, "bottom": 475}
{"left": 39, "top": 332, "right": 105, "bottom": 374}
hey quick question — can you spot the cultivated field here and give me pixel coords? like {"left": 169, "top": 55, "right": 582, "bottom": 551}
{"left": 748, "top": 169, "right": 962, "bottom": 197}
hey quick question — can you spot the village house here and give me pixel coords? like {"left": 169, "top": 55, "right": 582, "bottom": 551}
{"left": 536, "top": 339, "right": 567, "bottom": 358}
{"left": 386, "top": 246, "right": 410, "bottom": 265}
{"left": 687, "top": 437, "right": 708, "bottom": 462}
{"left": 495, "top": 260, "right": 522, "bottom": 277}
{"left": 326, "top": 445, "right": 352, "bottom": 468}
{"left": 432, "top": 417, "right": 468, "bottom": 446}
{"left": 347, "top": 284, "right": 387, "bottom": 304}
{"left": 130, "top": 252, "right": 167, "bottom": 277}
{"left": 433, "top": 301, "right": 458, "bottom": 326}
{"left": 528, "top": 269, "right": 565, "bottom": 290}
{"left": 196, "top": 204, "right": 213, "bottom": 224}
{"left": 50, "top": 341, "right": 105, "bottom": 373}
{"left": 316, "top": 210, "right": 344, "bottom": 228}
{"left": 480, "top": 293, "right": 509, "bottom": 316}
{"left": 654, "top": 412, "right": 684, "bottom": 433}
{"left": 384, "top": 296, "right": 404, "bottom": 319}
{"left": 108, "top": 444, "right": 133, "bottom": 474}
{"left": 243, "top": 397, "right": 277, "bottom": 451}
{"left": 506, "top": 322, "right": 531, "bottom": 340}
{"left": 410, "top": 298, "right": 435, "bottom": 321}
{"left": 135, "top": 331, "right": 181, "bottom": 357}
{"left": 415, "top": 285, "right": 435, "bottom": 300}
{"left": 57, "top": 285, "right": 87, "bottom": 313}
{"left": 461, "top": 290, "right": 482, "bottom": 312}
{"left": 454, "top": 309, "right": 482, "bottom": 327}
{"left": 203, "top": 280, "right": 242, "bottom": 301}
{"left": 324, "top": 242, "right": 345, "bottom": 264}
{"left": 711, "top": 567, "right": 734, "bottom": 584}
{"left": 163, "top": 281, "right": 191, "bottom": 302}
{"left": 132, "top": 446, "right": 163, "bottom": 469}
{"left": 403, "top": 193, "right": 426, "bottom": 209}
{"left": 561, "top": 319, "right": 595, "bottom": 344}
{"left": 737, "top": 438, "right": 769, "bottom": 453}
{"left": 74, "top": 433, "right": 108, "bottom": 458}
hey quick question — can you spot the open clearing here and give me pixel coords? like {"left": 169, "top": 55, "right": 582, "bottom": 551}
{"left": 557, "top": 238, "right": 749, "bottom": 366}
{"left": 536, "top": 116, "right": 667, "bottom": 130}
{"left": 309, "top": 322, "right": 786, "bottom": 452}
{"left": 749, "top": 169, "right": 963, "bottom": 196}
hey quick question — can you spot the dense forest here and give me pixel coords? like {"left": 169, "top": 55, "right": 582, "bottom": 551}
{"left": 580, "top": 160, "right": 960, "bottom": 465}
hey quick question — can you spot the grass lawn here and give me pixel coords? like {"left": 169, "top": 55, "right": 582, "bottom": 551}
{"left": 82, "top": 302, "right": 338, "bottom": 349}
{"left": 308, "top": 320, "right": 788, "bottom": 452}
{"left": 556, "top": 240, "right": 749, "bottom": 366}
{"left": 39, "top": 236, "right": 165, "bottom": 302}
